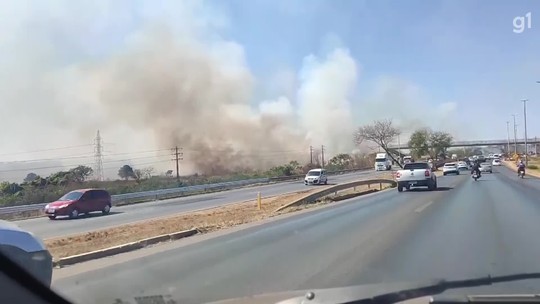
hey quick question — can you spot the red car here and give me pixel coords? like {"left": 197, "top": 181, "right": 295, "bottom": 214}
{"left": 44, "top": 189, "right": 112, "bottom": 220}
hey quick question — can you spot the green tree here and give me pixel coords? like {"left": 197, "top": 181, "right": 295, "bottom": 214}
{"left": 118, "top": 165, "right": 136, "bottom": 180}
{"left": 408, "top": 129, "right": 431, "bottom": 159}
{"left": 23, "top": 172, "right": 38, "bottom": 183}
{"left": 47, "top": 171, "right": 73, "bottom": 186}
{"left": 0, "top": 182, "right": 23, "bottom": 195}
{"left": 69, "top": 165, "right": 94, "bottom": 183}
{"left": 328, "top": 153, "right": 354, "bottom": 170}
{"left": 429, "top": 131, "right": 453, "bottom": 158}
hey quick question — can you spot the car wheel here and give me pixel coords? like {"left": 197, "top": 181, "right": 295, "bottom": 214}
{"left": 443, "top": 173, "right": 447, "bottom": 176}
{"left": 48, "top": 215, "right": 56, "bottom": 220}
{"left": 102, "top": 204, "right": 111, "bottom": 215}
{"left": 69, "top": 208, "right": 79, "bottom": 219}
{"left": 398, "top": 185, "right": 403, "bottom": 192}
{"left": 324, "top": 180, "right": 328, "bottom": 185}
{"left": 456, "top": 171, "right": 460, "bottom": 175}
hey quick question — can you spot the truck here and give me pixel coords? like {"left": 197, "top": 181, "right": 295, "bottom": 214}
{"left": 374, "top": 153, "right": 392, "bottom": 171}
{"left": 394, "top": 162, "right": 437, "bottom": 192}
{"left": 403, "top": 156, "right": 414, "bottom": 164}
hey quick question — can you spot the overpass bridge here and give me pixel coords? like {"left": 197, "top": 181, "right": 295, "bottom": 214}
{"left": 388, "top": 138, "right": 540, "bottom": 149}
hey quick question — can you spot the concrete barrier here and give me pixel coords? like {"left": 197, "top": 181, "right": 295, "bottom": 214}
{"left": 274, "top": 178, "right": 396, "bottom": 212}
{"left": 53, "top": 228, "right": 198, "bottom": 267}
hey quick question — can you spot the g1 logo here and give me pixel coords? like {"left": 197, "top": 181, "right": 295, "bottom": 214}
{"left": 513, "top": 12, "right": 532, "bottom": 33}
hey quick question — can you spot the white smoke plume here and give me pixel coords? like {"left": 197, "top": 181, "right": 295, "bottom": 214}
{"left": 0, "top": 0, "right": 458, "bottom": 181}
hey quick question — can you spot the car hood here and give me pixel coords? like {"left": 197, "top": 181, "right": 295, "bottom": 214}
{"left": 47, "top": 200, "right": 75, "bottom": 207}
{"left": 205, "top": 281, "right": 438, "bottom": 304}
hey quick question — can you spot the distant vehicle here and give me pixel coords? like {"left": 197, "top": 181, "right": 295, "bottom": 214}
{"left": 479, "top": 162, "right": 493, "bottom": 173}
{"left": 457, "top": 161, "right": 469, "bottom": 170}
{"left": 304, "top": 169, "right": 328, "bottom": 185}
{"left": 0, "top": 220, "right": 52, "bottom": 287}
{"left": 451, "top": 154, "right": 458, "bottom": 160}
{"left": 44, "top": 188, "right": 112, "bottom": 220}
{"left": 477, "top": 155, "right": 486, "bottom": 162}
{"left": 374, "top": 153, "right": 392, "bottom": 171}
{"left": 492, "top": 159, "right": 501, "bottom": 166}
{"left": 442, "top": 162, "right": 460, "bottom": 175}
{"left": 403, "top": 155, "right": 414, "bottom": 164}
{"left": 493, "top": 153, "right": 501, "bottom": 159}
{"left": 395, "top": 162, "right": 437, "bottom": 192}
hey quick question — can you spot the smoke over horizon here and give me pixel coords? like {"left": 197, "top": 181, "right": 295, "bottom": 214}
{"left": 65, "top": 25, "right": 360, "bottom": 175}
{"left": 0, "top": 1, "right": 463, "bottom": 181}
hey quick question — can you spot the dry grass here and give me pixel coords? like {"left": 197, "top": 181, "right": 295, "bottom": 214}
{"left": 45, "top": 188, "right": 326, "bottom": 259}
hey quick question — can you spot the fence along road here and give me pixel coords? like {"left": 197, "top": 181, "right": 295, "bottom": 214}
{"left": 17, "top": 169, "right": 382, "bottom": 239}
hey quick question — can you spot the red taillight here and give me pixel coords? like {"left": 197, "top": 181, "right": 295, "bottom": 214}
{"left": 424, "top": 170, "right": 430, "bottom": 177}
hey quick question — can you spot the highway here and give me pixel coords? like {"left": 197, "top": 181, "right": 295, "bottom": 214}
{"left": 52, "top": 165, "right": 540, "bottom": 304}
{"left": 17, "top": 171, "right": 376, "bottom": 239}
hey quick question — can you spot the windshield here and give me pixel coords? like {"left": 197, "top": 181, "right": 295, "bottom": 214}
{"left": 3, "top": 1, "right": 540, "bottom": 304}
{"left": 58, "top": 191, "right": 83, "bottom": 201}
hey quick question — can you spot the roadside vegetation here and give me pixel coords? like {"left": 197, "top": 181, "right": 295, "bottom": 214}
{"left": 0, "top": 154, "right": 375, "bottom": 207}
{"left": 1, "top": 119, "right": 457, "bottom": 208}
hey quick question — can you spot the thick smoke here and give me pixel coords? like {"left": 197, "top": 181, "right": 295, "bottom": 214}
{"left": 0, "top": 1, "right": 464, "bottom": 181}
{"left": 76, "top": 28, "right": 358, "bottom": 175}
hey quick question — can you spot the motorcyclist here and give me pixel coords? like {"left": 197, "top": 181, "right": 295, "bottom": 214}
{"left": 471, "top": 159, "right": 481, "bottom": 177}
{"left": 517, "top": 160, "right": 526, "bottom": 176}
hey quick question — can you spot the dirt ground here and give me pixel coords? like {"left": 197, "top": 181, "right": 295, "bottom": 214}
{"left": 45, "top": 174, "right": 396, "bottom": 260}
{"left": 45, "top": 188, "right": 325, "bottom": 259}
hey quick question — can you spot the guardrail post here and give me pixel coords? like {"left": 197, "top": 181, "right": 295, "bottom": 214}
{"left": 257, "top": 192, "right": 262, "bottom": 210}
{"left": 379, "top": 183, "right": 382, "bottom": 190}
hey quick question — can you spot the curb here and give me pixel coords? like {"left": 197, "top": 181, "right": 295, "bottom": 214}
{"left": 328, "top": 189, "right": 380, "bottom": 202}
{"left": 53, "top": 228, "right": 198, "bottom": 268}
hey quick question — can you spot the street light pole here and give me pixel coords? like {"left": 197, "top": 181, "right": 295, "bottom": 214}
{"left": 522, "top": 99, "right": 529, "bottom": 165}
{"left": 512, "top": 114, "right": 518, "bottom": 154}
{"left": 506, "top": 121, "right": 511, "bottom": 155}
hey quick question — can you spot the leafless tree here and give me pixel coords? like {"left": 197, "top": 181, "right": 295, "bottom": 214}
{"left": 354, "top": 119, "right": 403, "bottom": 168}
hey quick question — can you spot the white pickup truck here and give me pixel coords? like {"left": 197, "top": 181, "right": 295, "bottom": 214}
{"left": 395, "top": 162, "right": 437, "bottom": 192}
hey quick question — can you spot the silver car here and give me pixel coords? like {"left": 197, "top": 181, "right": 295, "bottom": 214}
{"left": 479, "top": 162, "right": 493, "bottom": 173}
{"left": 0, "top": 220, "right": 52, "bottom": 286}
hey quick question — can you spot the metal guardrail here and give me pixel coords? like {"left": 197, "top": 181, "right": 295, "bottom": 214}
{"left": 274, "top": 178, "right": 397, "bottom": 212}
{"left": 0, "top": 167, "right": 369, "bottom": 216}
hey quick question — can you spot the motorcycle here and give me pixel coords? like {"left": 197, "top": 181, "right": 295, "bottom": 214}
{"left": 471, "top": 172, "right": 479, "bottom": 181}
{"left": 518, "top": 170, "right": 525, "bottom": 178}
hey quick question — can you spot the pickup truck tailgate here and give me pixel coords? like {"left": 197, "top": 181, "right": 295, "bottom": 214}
{"left": 397, "top": 169, "right": 428, "bottom": 181}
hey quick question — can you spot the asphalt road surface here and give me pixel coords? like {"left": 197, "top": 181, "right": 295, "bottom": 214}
{"left": 17, "top": 170, "right": 379, "bottom": 239}
{"left": 51, "top": 164, "right": 540, "bottom": 304}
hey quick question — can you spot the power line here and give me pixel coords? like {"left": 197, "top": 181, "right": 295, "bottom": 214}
{"left": 0, "top": 144, "right": 94, "bottom": 157}
{"left": 0, "top": 154, "right": 173, "bottom": 173}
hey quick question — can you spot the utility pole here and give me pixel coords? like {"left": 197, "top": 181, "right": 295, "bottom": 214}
{"left": 309, "top": 146, "right": 313, "bottom": 164}
{"left": 506, "top": 121, "right": 511, "bottom": 155}
{"left": 171, "top": 146, "right": 183, "bottom": 183}
{"left": 522, "top": 99, "right": 529, "bottom": 165}
{"left": 93, "top": 130, "right": 104, "bottom": 181}
{"left": 321, "top": 145, "right": 325, "bottom": 168}
{"left": 512, "top": 114, "right": 518, "bottom": 154}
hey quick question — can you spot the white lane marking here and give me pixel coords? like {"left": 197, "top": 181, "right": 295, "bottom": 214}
{"left": 414, "top": 201, "right": 433, "bottom": 213}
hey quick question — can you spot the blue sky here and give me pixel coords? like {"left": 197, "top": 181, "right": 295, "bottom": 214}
{"left": 218, "top": 0, "right": 540, "bottom": 139}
